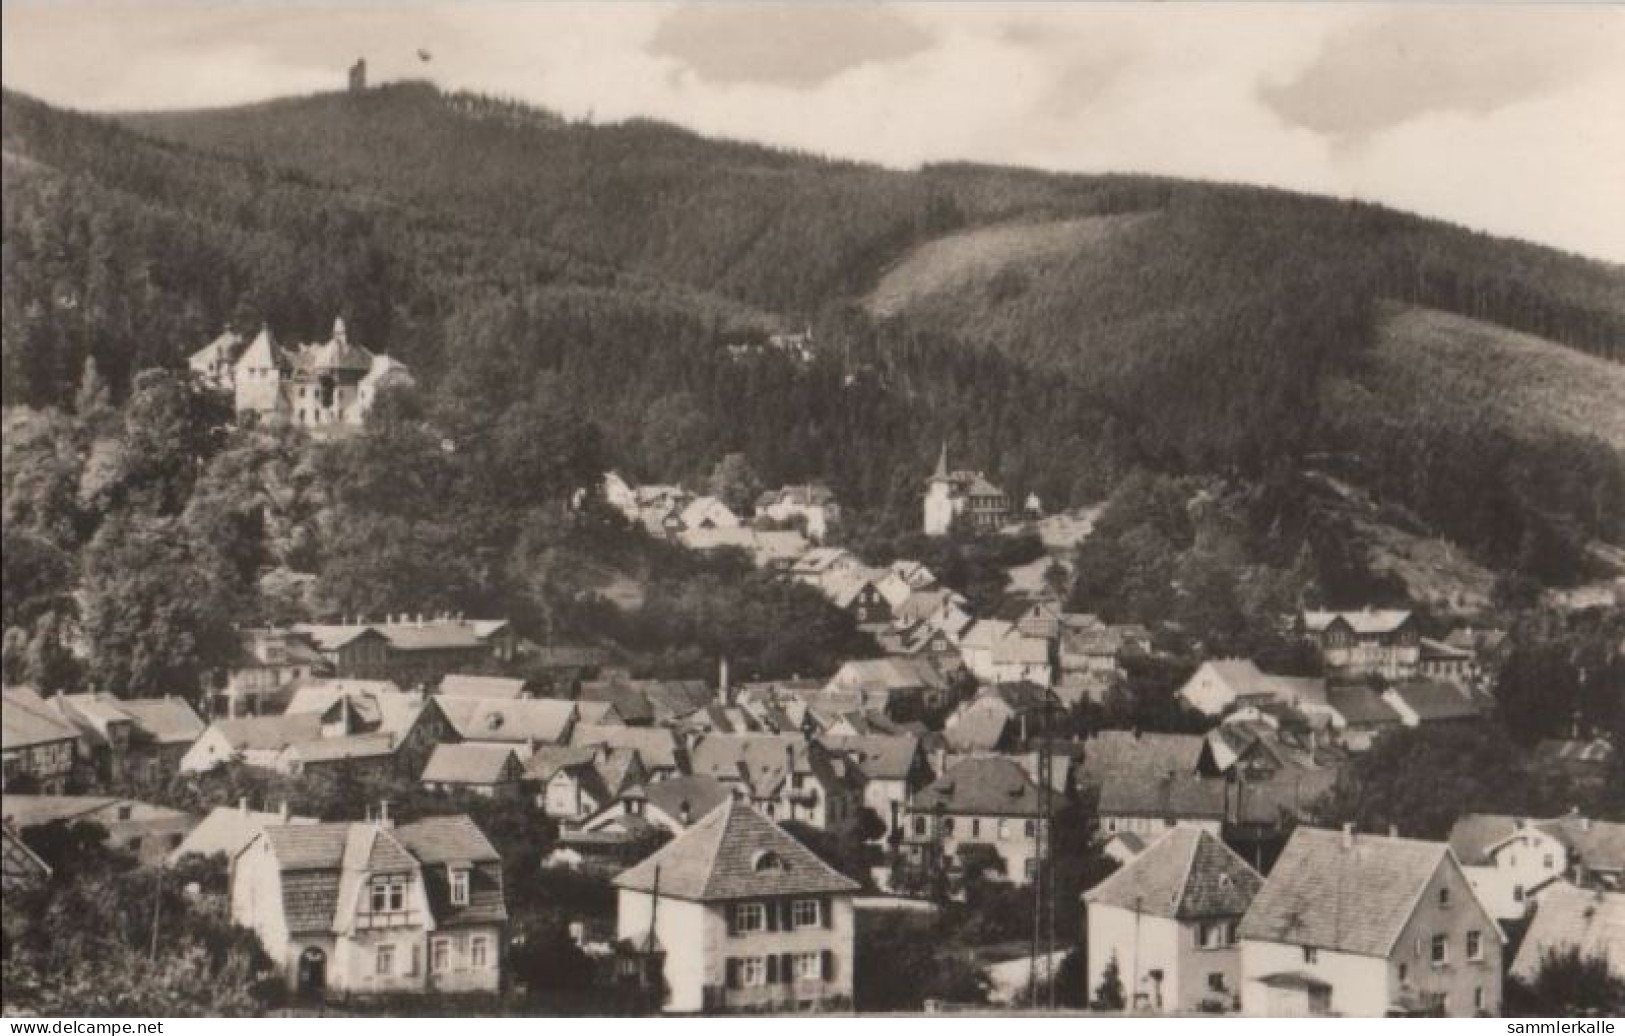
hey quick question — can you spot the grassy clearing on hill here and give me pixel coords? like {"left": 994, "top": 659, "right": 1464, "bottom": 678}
{"left": 866, "top": 214, "right": 1150, "bottom": 318}
{"left": 1362, "top": 304, "right": 1625, "bottom": 452}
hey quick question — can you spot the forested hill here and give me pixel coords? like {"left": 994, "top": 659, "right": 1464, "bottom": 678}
{"left": 5, "top": 82, "right": 1624, "bottom": 589}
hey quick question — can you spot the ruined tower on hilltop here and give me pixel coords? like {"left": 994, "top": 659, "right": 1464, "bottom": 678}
{"left": 348, "top": 58, "right": 367, "bottom": 94}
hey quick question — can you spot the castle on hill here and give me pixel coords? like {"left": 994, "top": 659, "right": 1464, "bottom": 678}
{"left": 188, "top": 317, "right": 412, "bottom": 429}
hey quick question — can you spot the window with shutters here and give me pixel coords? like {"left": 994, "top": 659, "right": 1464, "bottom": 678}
{"left": 795, "top": 952, "right": 822, "bottom": 981}
{"left": 740, "top": 957, "right": 766, "bottom": 987}
{"left": 792, "top": 899, "right": 820, "bottom": 928}
{"left": 734, "top": 902, "right": 766, "bottom": 934}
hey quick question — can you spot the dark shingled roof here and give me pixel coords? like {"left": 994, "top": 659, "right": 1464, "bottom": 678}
{"left": 641, "top": 775, "right": 733, "bottom": 827}
{"left": 1388, "top": 680, "right": 1480, "bottom": 722}
{"left": 1086, "top": 827, "right": 1262, "bottom": 919}
{"left": 1325, "top": 686, "right": 1403, "bottom": 727}
{"left": 1238, "top": 827, "right": 1455, "bottom": 957}
{"left": 910, "top": 757, "right": 1043, "bottom": 817}
{"left": 1097, "top": 773, "right": 1228, "bottom": 820}
{"left": 614, "top": 799, "right": 859, "bottom": 902}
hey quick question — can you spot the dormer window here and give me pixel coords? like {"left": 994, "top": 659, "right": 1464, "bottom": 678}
{"left": 370, "top": 874, "right": 406, "bottom": 912}
{"left": 752, "top": 850, "right": 786, "bottom": 874}
{"left": 450, "top": 867, "right": 470, "bottom": 906}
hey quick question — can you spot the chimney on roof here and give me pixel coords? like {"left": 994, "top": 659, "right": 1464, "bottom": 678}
{"left": 1342, "top": 822, "right": 1355, "bottom": 848}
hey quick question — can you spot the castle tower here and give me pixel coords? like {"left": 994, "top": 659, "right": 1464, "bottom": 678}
{"left": 348, "top": 58, "right": 367, "bottom": 94}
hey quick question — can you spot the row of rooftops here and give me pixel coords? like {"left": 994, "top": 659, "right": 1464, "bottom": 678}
{"left": 2, "top": 686, "right": 205, "bottom": 753}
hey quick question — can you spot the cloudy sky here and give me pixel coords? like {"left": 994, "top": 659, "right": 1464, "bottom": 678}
{"left": 4, "top": 2, "right": 1622, "bottom": 262}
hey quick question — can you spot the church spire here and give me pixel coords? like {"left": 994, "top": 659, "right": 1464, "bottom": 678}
{"left": 932, "top": 441, "right": 949, "bottom": 481}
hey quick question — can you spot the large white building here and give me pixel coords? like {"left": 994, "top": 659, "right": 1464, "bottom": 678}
{"left": 1084, "top": 827, "right": 1263, "bottom": 1014}
{"left": 612, "top": 800, "right": 859, "bottom": 1013}
{"left": 923, "top": 445, "right": 1009, "bottom": 536}
{"left": 1237, "top": 826, "right": 1502, "bottom": 1018}
{"left": 188, "top": 318, "right": 412, "bottom": 429}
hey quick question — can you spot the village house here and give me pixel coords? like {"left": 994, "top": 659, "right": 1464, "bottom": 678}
{"left": 612, "top": 800, "right": 859, "bottom": 1013}
{"left": 902, "top": 757, "right": 1048, "bottom": 885}
{"left": 687, "top": 734, "right": 860, "bottom": 831}
{"left": 293, "top": 616, "right": 517, "bottom": 685}
{"left": 787, "top": 547, "right": 863, "bottom": 590}
{"left": 180, "top": 712, "right": 325, "bottom": 774}
{"left": 992, "top": 597, "right": 1064, "bottom": 641}
{"left": 581, "top": 775, "right": 735, "bottom": 840}
{"left": 576, "top": 677, "right": 713, "bottom": 727}
{"left": 231, "top": 812, "right": 506, "bottom": 998}
{"left": 942, "top": 682, "right": 1060, "bottom": 753}
{"left": 1058, "top": 623, "right": 1151, "bottom": 679}
{"left": 1509, "top": 882, "right": 1624, "bottom": 986}
{"left": 821, "top": 569, "right": 893, "bottom": 627}
{"left": 1078, "top": 730, "right": 1206, "bottom": 793}
{"left": 822, "top": 657, "right": 957, "bottom": 719}
{"left": 523, "top": 744, "right": 645, "bottom": 820}
{"left": 1447, "top": 814, "right": 1572, "bottom": 921}
{"left": 1542, "top": 813, "right": 1625, "bottom": 891}
{"left": 1177, "top": 659, "right": 1323, "bottom": 719}
{"left": 1, "top": 685, "right": 82, "bottom": 793}
{"left": 55, "top": 693, "right": 205, "bottom": 784}
{"left": 1084, "top": 827, "right": 1264, "bottom": 1014}
{"left": 208, "top": 627, "right": 332, "bottom": 718}
{"left": 1096, "top": 773, "right": 1228, "bottom": 838}
{"left": 923, "top": 445, "right": 1010, "bottom": 536}
{"left": 678, "top": 526, "right": 811, "bottom": 569}
{"left": 571, "top": 725, "right": 688, "bottom": 782}
{"left": 1417, "top": 638, "right": 1477, "bottom": 686}
{"left": 168, "top": 799, "right": 316, "bottom": 865}
{"left": 1321, "top": 686, "right": 1405, "bottom": 750}
{"left": 1238, "top": 825, "right": 1502, "bottom": 1018}
{"left": 194, "top": 319, "right": 413, "bottom": 429}
{"left": 1, "top": 794, "right": 198, "bottom": 867}
{"left": 958, "top": 619, "right": 1015, "bottom": 683}
{"left": 420, "top": 743, "right": 527, "bottom": 798}
{"left": 1297, "top": 609, "right": 1420, "bottom": 682}
{"left": 678, "top": 495, "right": 742, "bottom": 532}
{"left": 754, "top": 484, "right": 840, "bottom": 542}
{"left": 1381, "top": 680, "right": 1484, "bottom": 728}
{"left": 433, "top": 695, "right": 577, "bottom": 752}
{"left": 816, "top": 734, "right": 933, "bottom": 841}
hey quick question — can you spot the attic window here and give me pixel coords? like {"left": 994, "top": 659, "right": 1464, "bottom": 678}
{"left": 752, "top": 850, "right": 787, "bottom": 874}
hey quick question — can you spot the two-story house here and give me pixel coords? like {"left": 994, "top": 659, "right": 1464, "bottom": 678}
{"left": 1238, "top": 826, "right": 1501, "bottom": 1017}
{"left": 1, "top": 686, "right": 80, "bottom": 793}
{"left": 208, "top": 628, "right": 333, "bottom": 719}
{"left": 817, "top": 734, "right": 933, "bottom": 841}
{"left": 1447, "top": 814, "right": 1570, "bottom": 921}
{"left": 612, "top": 800, "right": 860, "bottom": 1013}
{"left": 56, "top": 693, "right": 205, "bottom": 783}
{"left": 523, "top": 744, "right": 645, "bottom": 821}
{"left": 687, "top": 735, "right": 860, "bottom": 831}
{"left": 903, "top": 757, "right": 1048, "bottom": 885}
{"left": 1297, "top": 609, "right": 1420, "bottom": 681}
{"left": 231, "top": 811, "right": 506, "bottom": 997}
{"left": 1084, "top": 828, "right": 1263, "bottom": 1013}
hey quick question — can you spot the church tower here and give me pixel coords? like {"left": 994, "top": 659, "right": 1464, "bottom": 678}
{"left": 923, "top": 442, "right": 957, "bottom": 536}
